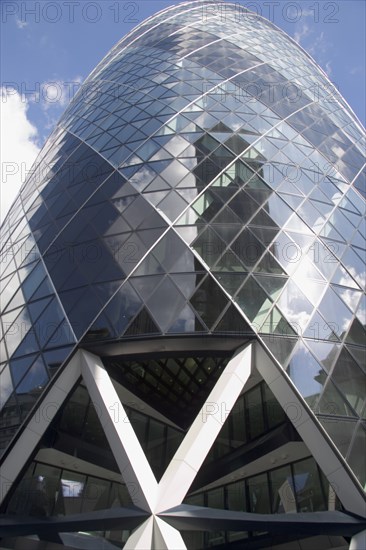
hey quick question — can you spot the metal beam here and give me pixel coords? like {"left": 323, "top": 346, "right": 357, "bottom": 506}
{"left": 0, "top": 507, "right": 148, "bottom": 537}
{"left": 160, "top": 504, "right": 366, "bottom": 537}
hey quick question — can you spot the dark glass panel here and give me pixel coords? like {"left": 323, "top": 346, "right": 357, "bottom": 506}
{"left": 124, "top": 307, "right": 160, "bottom": 336}
{"left": 10, "top": 354, "right": 38, "bottom": 388}
{"left": 167, "top": 303, "right": 207, "bottom": 334}
{"left": 292, "top": 458, "right": 326, "bottom": 512}
{"left": 287, "top": 341, "right": 326, "bottom": 409}
{"left": 317, "top": 288, "right": 353, "bottom": 340}
{"left": 15, "top": 356, "right": 49, "bottom": 395}
{"left": 192, "top": 226, "right": 226, "bottom": 268}
{"left": 263, "top": 385, "right": 286, "bottom": 428}
{"left": 318, "top": 416, "right": 356, "bottom": 457}
{"left": 345, "top": 318, "right": 366, "bottom": 346}
{"left": 231, "top": 396, "right": 246, "bottom": 448}
{"left": 231, "top": 228, "right": 265, "bottom": 269}
{"left": 269, "top": 465, "right": 296, "bottom": 513}
{"left": 347, "top": 422, "right": 366, "bottom": 487}
{"left": 236, "top": 276, "right": 271, "bottom": 324}
{"left": 214, "top": 304, "right": 252, "bottom": 334}
{"left": 21, "top": 262, "right": 46, "bottom": 301}
{"left": 59, "top": 286, "right": 103, "bottom": 338}
{"left": 104, "top": 281, "right": 142, "bottom": 337}
{"left": 247, "top": 473, "right": 270, "bottom": 513}
{"left": 146, "top": 277, "right": 186, "bottom": 332}
{"left": 331, "top": 349, "right": 366, "bottom": 417}
{"left": 261, "top": 335, "right": 298, "bottom": 367}
{"left": 190, "top": 276, "right": 228, "bottom": 329}
{"left": 246, "top": 385, "right": 265, "bottom": 439}
{"left": 316, "top": 379, "right": 357, "bottom": 418}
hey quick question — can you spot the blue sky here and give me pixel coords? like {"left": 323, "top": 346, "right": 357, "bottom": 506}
{"left": 1, "top": 0, "right": 365, "bottom": 220}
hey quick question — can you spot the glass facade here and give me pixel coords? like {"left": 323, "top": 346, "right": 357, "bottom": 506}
{"left": 0, "top": 2, "right": 365, "bottom": 548}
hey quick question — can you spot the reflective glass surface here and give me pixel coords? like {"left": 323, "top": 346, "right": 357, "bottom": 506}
{"left": 0, "top": 0, "right": 365, "bottom": 501}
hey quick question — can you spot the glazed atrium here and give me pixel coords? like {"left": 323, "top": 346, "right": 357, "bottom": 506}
{"left": 0, "top": 2, "right": 365, "bottom": 549}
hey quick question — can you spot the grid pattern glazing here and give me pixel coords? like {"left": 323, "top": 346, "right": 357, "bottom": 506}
{"left": 0, "top": 1, "right": 365, "bottom": 487}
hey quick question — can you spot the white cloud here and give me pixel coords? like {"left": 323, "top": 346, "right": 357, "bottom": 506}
{"left": 40, "top": 77, "right": 83, "bottom": 111}
{"left": 294, "top": 22, "right": 311, "bottom": 45}
{"left": 307, "top": 31, "right": 330, "bottom": 57}
{"left": 324, "top": 61, "right": 332, "bottom": 77}
{"left": 293, "top": 22, "right": 333, "bottom": 80}
{"left": 37, "top": 76, "right": 83, "bottom": 133}
{"left": 350, "top": 65, "right": 363, "bottom": 76}
{"left": 0, "top": 88, "right": 40, "bottom": 223}
{"left": 15, "top": 17, "right": 28, "bottom": 29}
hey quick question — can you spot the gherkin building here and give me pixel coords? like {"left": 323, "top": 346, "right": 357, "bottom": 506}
{"left": 0, "top": 2, "right": 365, "bottom": 549}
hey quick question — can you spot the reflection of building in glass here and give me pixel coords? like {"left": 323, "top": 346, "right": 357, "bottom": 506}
{"left": 0, "top": 2, "right": 365, "bottom": 549}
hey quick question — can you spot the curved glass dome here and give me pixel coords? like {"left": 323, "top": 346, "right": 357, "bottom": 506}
{"left": 1, "top": 0, "right": 365, "bottom": 528}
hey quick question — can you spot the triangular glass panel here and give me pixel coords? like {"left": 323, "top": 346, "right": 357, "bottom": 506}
{"left": 256, "top": 252, "right": 286, "bottom": 275}
{"left": 157, "top": 190, "right": 188, "bottom": 221}
{"left": 144, "top": 176, "right": 171, "bottom": 192}
{"left": 29, "top": 277, "right": 54, "bottom": 301}
{"left": 236, "top": 276, "right": 272, "bottom": 327}
{"left": 317, "top": 287, "right": 353, "bottom": 340}
{"left": 27, "top": 297, "right": 54, "bottom": 324}
{"left": 332, "top": 285, "right": 362, "bottom": 314}
{"left": 146, "top": 277, "right": 186, "bottom": 332}
{"left": 192, "top": 227, "right": 226, "bottom": 268}
{"left": 167, "top": 303, "right": 207, "bottom": 334}
{"left": 43, "top": 346, "right": 72, "bottom": 377}
{"left": 150, "top": 149, "right": 174, "bottom": 162}
{"left": 305, "top": 340, "right": 341, "bottom": 373}
{"left": 317, "top": 417, "right": 356, "bottom": 457}
{"left": 10, "top": 354, "right": 39, "bottom": 388}
{"left": 102, "top": 282, "right": 142, "bottom": 337}
{"left": 213, "top": 249, "right": 246, "bottom": 272}
{"left": 303, "top": 310, "right": 339, "bottom": 342}
{"left": 261, "top": 307, "right": 297, "bottom": 338}
{"left": 345, "top": 317, "right": 366, "bottom": 346}
{"left": 15, "top": 355, "right": 49, "bottom": 396}
{"left": 124, "top": 307, "right": 161, "bottom": 336}
{"left": 280, "top": 193, "right": 304, "bottom": 210}
{"left": 190, "top": 275, "right": 229, "bottom": 330}
{"left": 152, "top": 230, "right": 193, "bottom": 273}
{"left": 286, "top": 340, "right": 327, "bottom": 410}
{"left": 214, "top": 305, "right": 252, "bottom": 335}
{"left": 130, "top": 274, "right": 165, "bottom": 302}
{"left": 330, "top": 348, "right": 366, "bottom": 416}
{"left": 224, "top": 135, "right": 250, "bottom": 155}
{"left": 249, "top": 208, "right": 277, "bottom": 228}
{"left": 3, "top": 289, "right": 25, "bottom": 314}
{"left": 12, "top": 329, "right": 40, "bottom": 358}
{"left": 143, "top": 190, "right": 170, "bottom": 207}
{"left": 260, "top": 335, "right": 298, "bottom": 367}
{"left": 169, "top": 273, "right": 206, "bottom": 299}
{"left": 254, "top": 274, "right": 287, "bottom": 301}
{"left": 331, "top": 265, "right": 359, "bottom": 289}
{"left": 213, "top": 206, "right": 242, "bottom": 225}
{"left": 211, "top": 223, "right": 242, "bottom": 245}
{"left": 210, "top": 122, "right": 233, "bottom": 134}
{"left": 213, "top": 271, "right": 248, "bottom": 295}
{"left": 316, "top": 379, "right": 357, "bottom": 418}
{"left": 82, "top": 311, "right": 116, "bottom": 343}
